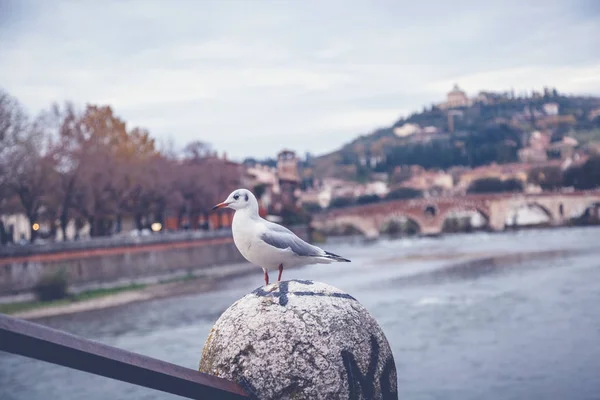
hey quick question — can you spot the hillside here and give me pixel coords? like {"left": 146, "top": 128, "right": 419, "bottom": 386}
{"left": 311, "top": 88, "right": 600, "bottom": 181}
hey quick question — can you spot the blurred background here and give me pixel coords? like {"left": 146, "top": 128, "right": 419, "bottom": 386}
{"left": 1, "top": 0, "right": 600, "bottom": 399}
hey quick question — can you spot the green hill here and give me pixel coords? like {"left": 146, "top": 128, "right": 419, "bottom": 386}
{"left": 311, "top": 89, "right": 600, "bottom": 180}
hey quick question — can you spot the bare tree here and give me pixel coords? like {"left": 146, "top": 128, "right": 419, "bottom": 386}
{"left": 0, "top": 90, "right": 27, "bottom": 210}
{"left": 0, "top": 90, "right": 28, "bottom": 244}
{"left": 65, "top": 105, "right": 160, "bottom": 237}
{"left": 1, "top": 90, "right": 244, "bottom": 242}
{"left": 60, "top": 105, "right": 126, "bottom": 237}
{"left": 183, "top": 140, "right": 213, "bottom": 160}
{"left": 45, "top": 102, "right": 85, "bottom": 240}
{"left": 170, "top": 145, "right": 242, "bottom": 229}
{"left": 0, "top": 89, "right": 27, "bottom": 145}
{"left": 4, "top": 114, "right": 57, "bottom": 242}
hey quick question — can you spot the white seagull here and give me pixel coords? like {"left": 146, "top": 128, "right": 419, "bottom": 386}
{"left": 212, "top": 188, "right": 350, "bottom": 285}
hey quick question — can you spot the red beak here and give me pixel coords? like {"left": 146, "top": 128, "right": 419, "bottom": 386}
{"left": 212, "top": 202, "right": 229, "bottom": 210}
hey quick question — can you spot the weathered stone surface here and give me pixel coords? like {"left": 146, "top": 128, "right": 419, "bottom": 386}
{"left": 199, "top": 280, "right": 398, "bottom": 400}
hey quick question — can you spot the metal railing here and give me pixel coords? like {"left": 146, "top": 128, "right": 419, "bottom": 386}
{"left": 0, "top": 313, "right": 248, "bottom": 399}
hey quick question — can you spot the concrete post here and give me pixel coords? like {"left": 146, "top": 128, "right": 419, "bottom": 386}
{"left": 199, "top": 280, "right": 398, "bottom": 400}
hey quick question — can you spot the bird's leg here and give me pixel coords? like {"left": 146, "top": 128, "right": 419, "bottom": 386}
{"left": 278, "top": 264, "right": 283, "bottom": 282}
{"left": 263, "top": 268, "right": 269, "bottom": 286}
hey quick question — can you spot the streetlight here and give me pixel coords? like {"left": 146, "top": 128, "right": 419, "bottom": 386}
{"left": 150, "top": 222, "right": 162, "bottom": 232}
{"left": 32, "top": 223, "right": 40, "bottom": 232}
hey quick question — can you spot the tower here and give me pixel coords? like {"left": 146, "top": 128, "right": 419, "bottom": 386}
{"left": 276, "top": 149, "right": 301, "bottom": 210}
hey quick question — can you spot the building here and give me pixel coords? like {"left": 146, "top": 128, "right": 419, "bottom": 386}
{"left": 543, "top": 102, "right": 559, "bottom": 116}
{"left": 393, "top": 123, "right": 420, "bottom": 137}
{"left": 529, "top": 131, "right": 551, "bottom": 150}
{"left": 548, "top": 136, "right": 579, "bottom": 160}
{"left": 0, "top": 213, "right": 32, "bottom": 243}
{"left": 454, "top": 162, "right": 567, "bottom": 193}
{"left": 588, "top": 108, "right": 600, "bottom": 121}
{"left": 518, "top": 147, "right": 548, "bottom": 163}
{"left": 358, "top": 154, "right": 385, "bottom": 168}
{"left": 299, "top": 178, "right": 390, "bottom": 208}
{"left": 244, "top": 164, "right": 278, "bottom": 214}
{"left": 244, "top": 150, "right": 302, "bottom": 216}
{"left": 445, "top": 84, "right": 470, "bottom": 109}
{"left": 275, "top": 149, "right": 301, "bottom": 211}
{"left": 536, "top": 114, "right": 577, "bottom": 129}
{"left": 394, "top": 169, "right": 454, "bottom": 194}
{"left": 0, "top": 212, "right": 89, "bottom": 243}
{"left": 518, "top": 131, "right": 551, "bottom": 163}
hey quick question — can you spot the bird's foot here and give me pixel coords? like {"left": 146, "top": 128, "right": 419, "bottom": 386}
{"left": 264, "top": 270, "right": 269, "bottom": 286}
{"left": 277, "top": 264, "right": 283, "bottom": 282}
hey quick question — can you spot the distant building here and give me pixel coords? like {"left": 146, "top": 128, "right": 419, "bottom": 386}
{"left": 301, "top": 178, "right": 390, "bottom": 208}
{"left": 299, "top": 190, "right": 326, "bottom": 209}
{"left": 536, "top": 114, "right": 576, "bottom": 129}
{"left": 244, "top": 150, "right": 301, "bottom": 216}
{"left": 474, "top": 91, "right": 511, "bottom": 105}
{"left": 518, "top": 130, "right": 551, "bottom": 162}
{"left": 277, "top": 150, "right": 300, "bottom": 183}
{"left": 276, "top": 149, "right": 301, "bottom": 211}
{"left": 542, "top": 103, "right": 559, "bottom": 116}
{"left": 454, "top": 162, "right": 567, "bottom": 193}
{"left": 518, "top": 147, "right": 548, "bottom": 163}
{"left": 445, "top": 84, "right": 470, "bottom": 109}
{"left": 0, "top": 212, "right": 89, "bottom": 243}
{"left": 588, "top": 108, "right": 600, "bottom": 121}
{"left": 357, "top": 181, "right": 388, "bottom": 197}
{"left": 528, "top": 131, "right": 551, "bottom": 150}
{"left": 358, "top": 154, "right": 385, "bottom": 168}
{"left": 548, "top": 136, "right": 579, "bottom": 160}
{"left": 0, "top": 213, "right": 32, "bottom": 243}
{"left": 395, "top": 169, "right": 454, "bottom": 194}
{"left": 422, "top": 126, "right": 439, "bottom": 134}
{"left": 244, "top": 164, "right": 278, "bottom": 211}
{"left": 393, "top": 123, "right": 420, "bottom": 137}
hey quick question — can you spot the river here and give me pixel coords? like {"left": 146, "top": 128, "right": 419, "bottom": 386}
{"left": 2, "top": 226, "right": 600, "bottom": 400}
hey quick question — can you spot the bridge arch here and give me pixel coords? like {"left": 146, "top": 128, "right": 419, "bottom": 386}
{"left": 586, "top": 202, "right": 600, "bottom": 220}
{"left": 505, "top": 202, "right": 554, "bottom": 228}
{"left": 317, "top": 215, "right": 376, "bottom": 238}
{"left": 569, "top": 201, "right": 600, "bottom": 224}
{"left": 440, "top": 207, "right": 490, "bottom": 233}
{"left": 379, "top": 214, "right": 422, "bottom": 237}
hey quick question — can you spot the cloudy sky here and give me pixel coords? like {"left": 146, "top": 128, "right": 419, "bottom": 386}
{"left": 1, "top": 0, "right": 599, "bottom": 160}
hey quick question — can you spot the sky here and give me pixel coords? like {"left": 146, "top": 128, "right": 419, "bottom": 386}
{"left": 1, "top": 0, "right": 600, "bottom": 160}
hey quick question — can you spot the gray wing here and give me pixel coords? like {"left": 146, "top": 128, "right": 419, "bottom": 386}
{"left": 260, "top": 229, "right": 324, "bottom": 257}
{"left": 263, "top": 220, "right": 295, "bottom": 234}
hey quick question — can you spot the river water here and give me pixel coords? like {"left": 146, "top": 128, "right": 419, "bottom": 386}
{"left": 2, "top": 227, "right": 600, "bottom": 400}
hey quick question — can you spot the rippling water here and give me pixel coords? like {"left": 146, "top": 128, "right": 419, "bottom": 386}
{"left": 2, "top": 227, "right": 600, "bottom": 400}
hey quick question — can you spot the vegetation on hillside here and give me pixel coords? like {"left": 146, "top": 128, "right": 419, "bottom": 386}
{"left": 312, "top": 89, "right": 600, "bottom": 181}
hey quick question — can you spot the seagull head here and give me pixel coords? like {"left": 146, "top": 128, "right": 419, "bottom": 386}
{"left": 212, "top": 188, "right": 258, "bottom": 212}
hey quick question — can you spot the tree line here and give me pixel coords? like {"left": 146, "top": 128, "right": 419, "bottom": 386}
{"left": 0, "top": 89, "right": 241, "bottom": 244}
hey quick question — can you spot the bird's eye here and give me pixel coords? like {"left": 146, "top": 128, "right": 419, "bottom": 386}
{"left": 233, "top": 193, "right": 240, "bottom": 200}
{"left": 245, "top": 194, "right": 248, "bottom": 202}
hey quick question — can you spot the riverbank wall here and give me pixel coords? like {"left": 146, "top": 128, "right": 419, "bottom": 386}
{"left": 0, "top": 226, "right": 310, "bottom": 297}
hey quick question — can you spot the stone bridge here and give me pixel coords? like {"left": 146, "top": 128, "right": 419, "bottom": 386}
{"left": 311, "top": 191, "right": 600, "bottom": 238}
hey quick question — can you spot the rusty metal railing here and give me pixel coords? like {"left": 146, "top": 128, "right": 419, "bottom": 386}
{"left": 0, "top": 313, "right": 248, "bottom": 399}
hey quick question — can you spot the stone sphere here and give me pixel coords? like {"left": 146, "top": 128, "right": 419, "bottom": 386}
{"left": 199, "top": 280, "right": 398, "bottom": 400}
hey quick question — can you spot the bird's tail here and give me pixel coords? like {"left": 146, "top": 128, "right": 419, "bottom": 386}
{"left": 324, "top": 251, "right": 351, "bottom": 263}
